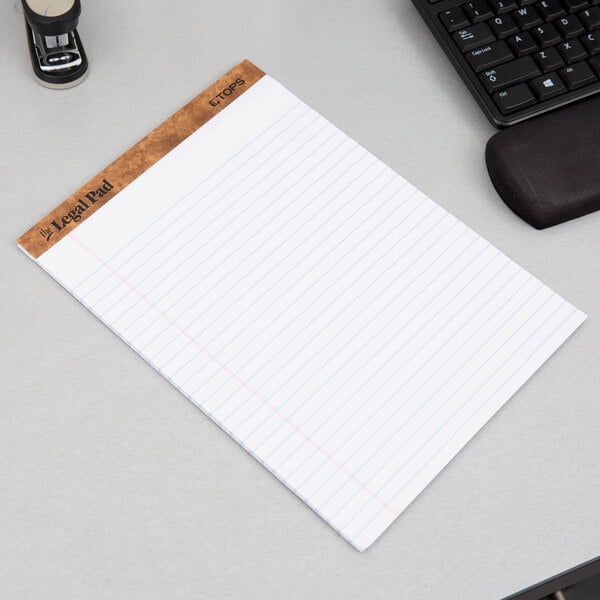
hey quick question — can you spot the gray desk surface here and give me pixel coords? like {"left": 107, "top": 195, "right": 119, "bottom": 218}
{"left": 1, "top": 1, "right": 599, "bottom": 598}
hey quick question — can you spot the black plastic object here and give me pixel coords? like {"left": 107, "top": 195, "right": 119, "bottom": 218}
{"left": 22, "top": 0, "right": 81, "bottom": 36}
{"left": 22, "top": 0, "right": 88, "bottom": 88}
{"left": 486, "top": 96, "right": 600, "bottom": 228}
{"left": 411, "top": 0, "right": 600, "bottom": 127}
{"left": 501, "top": 555, "right": 600, "bottom": 600}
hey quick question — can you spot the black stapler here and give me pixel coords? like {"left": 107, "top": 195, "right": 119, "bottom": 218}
{"left": 21, "top": 0, "right": 88, "bottom": 88}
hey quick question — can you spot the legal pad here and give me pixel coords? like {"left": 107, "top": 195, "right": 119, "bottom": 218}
{"left": 18, "top": 60, "right": 586, "bottom": 551}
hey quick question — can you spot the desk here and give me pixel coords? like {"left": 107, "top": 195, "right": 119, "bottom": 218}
{"left": 1, "top": 1, "right": 599, "bottom": 598}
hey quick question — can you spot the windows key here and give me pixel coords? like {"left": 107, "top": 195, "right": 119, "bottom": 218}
{"left": 530, "top": 72, "right": 567, "bottom": 100}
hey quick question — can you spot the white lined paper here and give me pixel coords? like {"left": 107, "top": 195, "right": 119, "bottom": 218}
{"left": 23, "top": 74, "right": 586, "bottom": 551}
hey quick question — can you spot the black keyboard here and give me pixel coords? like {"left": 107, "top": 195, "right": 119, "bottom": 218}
{"left": 412, "top": 0, "right": 600, "bottom": 126}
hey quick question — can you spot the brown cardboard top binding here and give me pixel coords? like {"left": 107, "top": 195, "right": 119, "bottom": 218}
{"left": 18, "top": 59, "right": 266, "bottom": 259}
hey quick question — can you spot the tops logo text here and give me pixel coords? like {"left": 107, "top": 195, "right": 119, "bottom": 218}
{"left": 209, "top": 78, "right": 246, "bottom": 107}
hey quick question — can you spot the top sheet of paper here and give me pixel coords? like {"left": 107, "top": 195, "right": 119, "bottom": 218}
{"left": 18, "top": 60, "right": 586, "bottom": 551}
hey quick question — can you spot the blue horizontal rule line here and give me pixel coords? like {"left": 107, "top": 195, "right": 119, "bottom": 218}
{"left": 262, "top": 236, "right": 490, "bottom": 470}
{"left": 181, "top": 166, "right": 402, "bottom": 408}
{"left": 89, "top": 111, "right": 325, "bottom": 316}
{"left": 278, "top": 252, "right": 511, "bottom": 487}
{"left": 75, "top": 101, "right": 305, "bottom": 295}
{"left": 175, "top": 174, "right": 410, "bottom": 398}
{"left": 140, "top": 154, "right": 382, "bottom": 366}
{"left": 327, "top": 290, "right": 558, "bottom": 527}
{"left": 233, "top": 212, "right": 457, "bottom": 447}
{"left": 315, "top": 281, "right": 546, "bottom": 517}
{"left": 290, "top": 263, "right": 522, "bottom": 496}
{"left": 106, "top": 125, "right": 347, "bottom": 337}
{"left": 347, "top": 304, "right": 574, "bottom": 542}
{"left": 170, "top": 180, "right": 412, "bottom": 390}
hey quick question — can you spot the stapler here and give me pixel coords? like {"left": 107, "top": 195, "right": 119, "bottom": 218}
{"left": 21, "top": 0, "right": 88, "bottom": 88}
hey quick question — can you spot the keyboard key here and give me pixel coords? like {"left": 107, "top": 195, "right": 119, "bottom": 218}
{"left": 466, "top": 40, "right": 515, "bottom": 70}
{"left": 512, "top": 5, "right": 543, "bottom": 28}
{"left": 560, "top": 61, "right": 597, "bottom": 86}
{"left": 464, "top": 0, "right": 494, "bottom": 21}
{"left": 490, "top": 0, "right": 518, "bottom": 12}
{"left": 563, "top": 0, "right": 589, "bottom": 11}
{"left": 529, "top": 71, "right": 568, "bottom": 98}
{"left": 439, "top": 7, "right": 471, "bottom": 31}
{"left": 556, "top": 15, "right": 586, "bottom": 37}
{"left": 490, "top": 14, "right": 520, "bottom": 37}
{"left": 532, "top": 23, "right": 562, "bottom": 46}
{"left": 589, "top": 53, "right": 600, "bottom": 72}
{"left": 579, "top": 6, "right": 600, "bottom": 29}
{"left": 493, "top": 82, "right": 537, "bottom": 112}
{"left": 480, "top": 55, "right": 541, "bottom": 90}
{"left": 453, "top": 23, "right": 496, "bottom": 50}
{"left": 533, "top": 46, "right": 565, "bottom": 69}
{"left": 582, "top": 31, "right": 600, "bottom": 52}
{"left": 420, "top": 0, "right": 600, "bottom": 124}
{"left": 508, "top": 31, "right": 539, "bottom": 54}
{"left": 557, "top": 38, "right": 589, "bottom": 61}
{"left": 536, "top": 0, "right": 566, "bottom": 19}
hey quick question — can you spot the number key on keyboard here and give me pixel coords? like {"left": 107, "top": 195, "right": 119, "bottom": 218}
{"left": 464, "top": 0, "right": 495, "bottom": 21}
{"left": 490, "top": 0, "right": 518, "bottom": 12}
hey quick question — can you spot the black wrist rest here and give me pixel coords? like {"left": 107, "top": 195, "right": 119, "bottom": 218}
{"left": 485, "top": 96, "right": 600, "bottom": 229}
